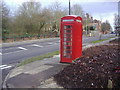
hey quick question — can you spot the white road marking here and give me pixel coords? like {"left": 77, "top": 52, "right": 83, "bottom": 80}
{"left": 53, "top": 43, "right": 57, "bottom": 45}
{"left": 18, "top": 47, "right": 27, "bottom": 50}
{"left": 1, "top": 66, "right": 12, "bottom": 70}
{"left": 0, "top": 64, "right": 12, "bottom": 70}
{"left": 32, "top": 44, "right": 44, "bottom": 47}
{"left": 0, "top": 65, "right": 7, "bottom": 68}
{"left": 0, "top": 52, "right": 2, "bottom": 55}
{"left": 48, "top": 42, "right": 53, "bottom": 45}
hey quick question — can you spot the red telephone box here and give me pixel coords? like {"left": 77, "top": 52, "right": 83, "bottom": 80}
{"left": 60, "top": 15, "right": 82, "bottom": 63}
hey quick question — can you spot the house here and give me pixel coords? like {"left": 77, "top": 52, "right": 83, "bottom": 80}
{"left": 83, "top": 13, "right": 102, "bottom": 36}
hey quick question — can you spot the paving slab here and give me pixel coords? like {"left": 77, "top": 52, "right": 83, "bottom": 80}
{"left": 4, "top": 56, "right": 69, "bottom": 88}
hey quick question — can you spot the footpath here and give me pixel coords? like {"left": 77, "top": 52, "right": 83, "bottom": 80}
{"left": 2, "top": 37, "right": 118, "bottom": 89}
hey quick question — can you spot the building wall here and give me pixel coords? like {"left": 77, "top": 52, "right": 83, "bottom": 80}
{"left": 83, "top": 13, "right": 102, "bottom": 36}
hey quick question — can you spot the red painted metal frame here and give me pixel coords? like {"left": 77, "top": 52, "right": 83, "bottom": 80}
{"left": 60, "top": 15, "right": 82, "bottom": 63}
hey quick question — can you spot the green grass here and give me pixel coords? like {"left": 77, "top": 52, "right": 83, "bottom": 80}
{"left": 91, "top": 38, "right": 109, "bottom": 43}
{"left": 17, "top": 50, "right": 59, "bottom": 67}
{"left": 91, "top": 37, "right": 116, "bottom": 43}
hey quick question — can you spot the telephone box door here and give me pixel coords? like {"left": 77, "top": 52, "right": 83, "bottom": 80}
{"left": 60, "top": 24, "right": 73, "bottom": 63}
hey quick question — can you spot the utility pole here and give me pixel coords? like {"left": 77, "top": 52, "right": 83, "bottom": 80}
{"left": 86, "top": 13, "right": 87, "bottom": 35}
{"left": 118, "top": 1, "right": 120, "bottom": 36}
{"left": 100, "top": 18, "right": 102, "bottom": 39}
{"left": 69, "top": 0, "right": 71, "bottom": 15}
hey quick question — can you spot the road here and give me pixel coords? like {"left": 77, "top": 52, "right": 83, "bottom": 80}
{"left": 0, "top": 34, "right": 115, "bottom": 89}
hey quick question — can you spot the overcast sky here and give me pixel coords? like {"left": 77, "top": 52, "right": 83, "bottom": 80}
{"left": 4, "top": 0, "right": 119, "bottom": 31}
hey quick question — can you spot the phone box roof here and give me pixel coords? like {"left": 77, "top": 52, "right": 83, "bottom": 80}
{"left": 61, "top": 15, "right": 82, "bottom": 21}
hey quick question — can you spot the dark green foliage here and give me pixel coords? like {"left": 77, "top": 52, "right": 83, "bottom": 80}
{"left": 84, "top": 26, "right": 89, "bottom": 31}
{"left": 84, "top": 26, "right": 95, "bottom": 31}
{"left": 2, "top": 29, "right": 9, "bottom": 41}
{"left": 90, "top": 26, "right": 95, "bottom": 31}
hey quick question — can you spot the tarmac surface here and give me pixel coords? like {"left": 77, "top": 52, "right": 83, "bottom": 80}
{"left": 2, "top": 37, "right": 118, "bottom": 89}
{"left": 4, "top": 55, "right": 67, "bottom": 88}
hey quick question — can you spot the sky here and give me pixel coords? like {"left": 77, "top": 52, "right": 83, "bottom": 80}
{"left": 4, "top": 0, "right": 119, "bottom": 31}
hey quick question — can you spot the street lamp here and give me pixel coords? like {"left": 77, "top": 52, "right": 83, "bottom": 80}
{"left": 69, "top": 0, "right": 71, "bottom": 15}
{"left": 86, "top": 13, "right": 87, "bottom": 35}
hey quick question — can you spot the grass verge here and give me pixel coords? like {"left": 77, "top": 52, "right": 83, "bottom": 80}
{"left": 17, "top": 50, "right": 59, "bottom": 67}
{"left": 91, "top": 37, "right": 116, "bottom": 43}
{"left": 91, "top": 38, "right": 109, "bottom": 43}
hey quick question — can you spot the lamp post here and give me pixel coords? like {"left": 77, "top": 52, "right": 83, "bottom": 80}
{"left": 69, "top": 0, "right": 71, "bottom": 15}
{"left": 86, "top": 14, "right": 87, "bottom": 35}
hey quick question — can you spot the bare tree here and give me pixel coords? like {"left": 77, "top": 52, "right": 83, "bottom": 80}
{"left": 3, "top": 0, "right": 88, "bottom": 41}
{"left": 13, "top": 1, "right": 42, "bottom": 35}
{"left": 71, "top": 4, "right": 85, "bottom": 18}
{"left": 101, "top": 20, "right": 111, "bottom": 34}
{"left": 1, "top": 1, "right": 10, "bottom": 41}
{"left": 49, "top": 1, "right": 67, "bottom": 36}
{"left": 2, "top": 1, "right": 9, "bottom": 29}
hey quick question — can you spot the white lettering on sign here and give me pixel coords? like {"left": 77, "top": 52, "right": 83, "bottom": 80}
{"left": 63, "top": 19, "right": 74, "bottom": 22}
{"left": 76, "top": 20, "right": 81, "bottom": 22}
